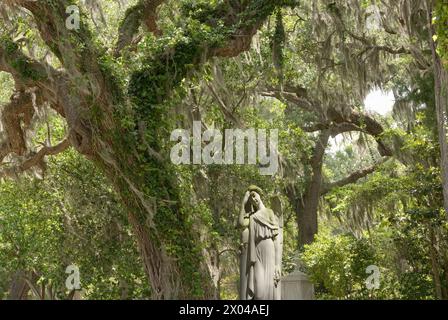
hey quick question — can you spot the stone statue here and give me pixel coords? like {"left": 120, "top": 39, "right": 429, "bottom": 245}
{"left": 238, "top": 185, "right": 283, "bottom": 300}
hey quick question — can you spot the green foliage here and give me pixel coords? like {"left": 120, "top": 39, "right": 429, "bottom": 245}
{"left": 1, "top": 0, "right": 447, "bottom": 301}
{"left": 0, "top": 72, "right": 14, "bottom": 103}
{"left": 0, "top": 36, "right": 45, "bottom": 80}
{"left": 0, "top": 35, "right": 19, "bottom": 55}
{"left": 0, "top": 149, "right": 149, "bottom": 299}
{"left": 321, "top": 107, "right": 448, "bottom": 299}
{"left": 301, "top": 231, "right": 380, "bottom": 299}
{"left": 301, "top": 225, "right": 437, "bottom": 300}
{"left": 435, "top": 2, "right": 448, "bottom": 68}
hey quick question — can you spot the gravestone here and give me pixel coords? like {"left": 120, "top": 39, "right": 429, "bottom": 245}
{"left": 281, "top": 270, "right": 314, "bottom": 300}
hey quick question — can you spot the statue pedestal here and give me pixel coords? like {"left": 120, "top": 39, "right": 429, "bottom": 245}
{"left": 280, "top": 270, "right": 314, "bottom": 300}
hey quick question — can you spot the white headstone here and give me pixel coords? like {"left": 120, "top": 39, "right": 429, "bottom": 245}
{"left": 281, "top": 270, "right": 314, "bottom": 300}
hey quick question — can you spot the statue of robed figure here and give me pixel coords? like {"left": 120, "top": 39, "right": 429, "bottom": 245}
{"left": 238, "top": 185, "right": 283, "bottom": 300}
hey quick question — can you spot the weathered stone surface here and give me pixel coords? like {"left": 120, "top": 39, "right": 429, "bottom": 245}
{"left": 238, "top": 186, "right": 283, "bottom": 300}
{"left": 281, "top": 270, "right": 315, "bottom": 300}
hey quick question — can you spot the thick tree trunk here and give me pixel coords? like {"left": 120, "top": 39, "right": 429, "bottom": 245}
{"left": 427, "top": 1, "right": 448, "bottom": 217}
{"left": 127, "top": 211, "right": 176, "bottom": 299}
{"left": 0, "top": 0, "right": 287, "bottom": 299}
{"left": 7, "top": 271, "right": 30, "bottom": 300}
{"left": 294, "top": 131, "right": 330, "bottom": 247}
{"left": 434, "top": 64, "right": 448, "bottom": 217}
{"left": 428, "top": 224, "right": 443, "bottom": 299}
{"left": 102, "top": 155, "right": 216, "bottom": 299}
{"left": 444, "top": 265, "right": 448, "bottom": 299}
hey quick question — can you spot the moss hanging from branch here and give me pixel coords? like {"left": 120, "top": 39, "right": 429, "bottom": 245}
{"left": 271, "top": 9, "right": 286, "bottom": 84}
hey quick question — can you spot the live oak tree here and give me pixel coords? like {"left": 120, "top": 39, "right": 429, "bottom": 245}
{"left": 1, "top": 0, "right": 447, "bottom": 300}
{"left": 0, "top": 0, "right": 297, "bottom": 299}
{"left": 258, "top": 0, "right": 397, "bottom": 247}
{"left": 185, "top": 2, "right": 395, "bottom": 248}
{"left": 263, "top": 0, "right": 448, "bottom": 247}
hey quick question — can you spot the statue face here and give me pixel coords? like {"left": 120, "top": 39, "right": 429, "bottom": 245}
{"left": 249, "top": 191, "right": 263, "bottom": 210}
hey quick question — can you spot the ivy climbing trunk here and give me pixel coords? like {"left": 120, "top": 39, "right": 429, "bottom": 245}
{"left": 91, "top": 117, "right": 216, "bottom": 299}
{"left": 0, "top": 0, "right": 291, "bottom": 299}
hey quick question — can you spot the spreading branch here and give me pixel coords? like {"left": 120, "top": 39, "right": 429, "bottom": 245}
{"left": 0, "top": 39, "right": 71, "bottom": 176}
{"left": 345, "top": 30, "right": 411, "bottom": 55}
{"left": 0, "top": 36, "right": 53, "bottom": 87}
{"left": 207, "top": 82, "right": 245, "bottom": 128}
{"left": 21, "top": 138, "right": 71, "bottom": 171}
{"left": 0, "top": 85, "right": 68, "bottom": 180}
{"left": 321, "top": 157, "right": 388, "bottom": 195}
{"left": 263, "top": 85, "right": 393, "bottom": 156}
{"left": 115, "top": 0, "right": 165, "bottom": 56}
{"left": 0, "top": 138, "right": 70, "bottom": 179}
{"left": 0, "top": 36, "right": 66, "bottom": 117}
{"left": 261, "top": 89, "right": 318, "bottom": 114}
{"left": 13, "top": 0, "right": 109, "bottom": 102}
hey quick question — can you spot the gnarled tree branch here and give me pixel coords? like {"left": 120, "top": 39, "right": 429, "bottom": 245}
{"left": 0, "top": 36, "right": 52, "bottom": 87}
{"left": 115, "top": 0, "right": 165, "bottom": 56}
{"left": 21, "top": 138, "right": 70, "bottom": 171}
{"left": 0, "top": 90, "right": 36, "bottom": 162}
{"left": 263, "top": 85, "right": 393, "bottom": 156}
{"left": 321, "top": 157, "right": 388, "bottom": 195}
{"left": 0, "top": 138, "right": 70, "bottom": 179}
{"left": 0, "top": 36, "right": 66, "bottom": 116}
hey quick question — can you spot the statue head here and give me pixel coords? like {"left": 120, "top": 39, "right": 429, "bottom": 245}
{"left": 246, "top": 185, "right": 265, "bottom": 211}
